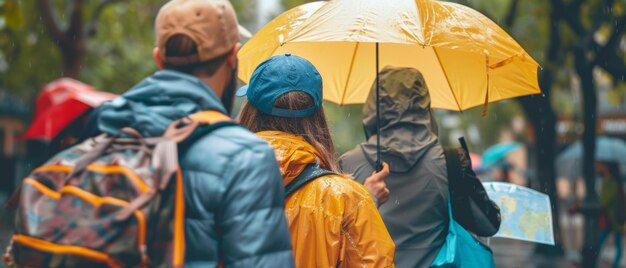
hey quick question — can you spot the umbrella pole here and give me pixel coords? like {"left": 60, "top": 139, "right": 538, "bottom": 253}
{"left": 375, "top": 42, "right": 382, "bottom": 171}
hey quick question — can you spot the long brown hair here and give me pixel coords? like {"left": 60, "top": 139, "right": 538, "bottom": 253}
{"left": 239, "top": 91, "right": 340, "bottom": 173}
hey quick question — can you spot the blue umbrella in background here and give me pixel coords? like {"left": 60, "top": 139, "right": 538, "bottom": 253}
{"left": 481, "top": 143, "right": 522, "bottom": 169}
{"left": 556, "top": 136, "right": 626, "bottom": 181}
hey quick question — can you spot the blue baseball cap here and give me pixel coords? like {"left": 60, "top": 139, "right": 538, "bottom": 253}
{"left": 236, "top": 54, "right": 323, "bottom": 118}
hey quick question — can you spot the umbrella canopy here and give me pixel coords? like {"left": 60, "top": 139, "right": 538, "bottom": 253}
{"left": 24, "top": 78, "right": 117, "bottom": 140}
{"left": 557, "top": 136, "right": 626, "bottom": 180}
{"left": 481, "top": 142, "right": 522, "bottom": 168}
{"left": 239, "top": 0, "right": 540, "bottom": 110}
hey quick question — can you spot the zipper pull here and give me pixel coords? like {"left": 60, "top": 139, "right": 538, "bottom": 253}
{"left": 3, "top": 239, "right": 15, "bottom": 268}
{"left": 140, "top": 244, "right": 150, "bottom": 267}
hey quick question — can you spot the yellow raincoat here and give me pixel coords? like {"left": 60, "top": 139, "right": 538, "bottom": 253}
{"left": 257, "top": 131, "right": 396, "bottom": 268}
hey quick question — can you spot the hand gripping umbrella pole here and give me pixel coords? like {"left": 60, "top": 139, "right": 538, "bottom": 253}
{"left": 375, "top": 42, "right": 382, "bottom": 172}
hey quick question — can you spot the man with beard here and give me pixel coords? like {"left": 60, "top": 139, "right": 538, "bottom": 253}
{"left": 96, "top": 0, "right": 294, "bottom": 266}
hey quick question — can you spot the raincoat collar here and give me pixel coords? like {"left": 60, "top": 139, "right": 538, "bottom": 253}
{"left": 99, "top": 70, "right": 228, "bottom": 137}
{"left": 361, "top": 67, "right": 440, "bottom": 173}
{"left": 256, "top": 131, "right": 323, "bottom": 186}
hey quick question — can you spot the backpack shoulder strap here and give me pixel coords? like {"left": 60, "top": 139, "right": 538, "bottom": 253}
{"left": 189, "top": 110, "right": 232, "bottom": 125}
{"left": 443, "top": 147, "right": 463, "bottom": 186}
{"left": 284, "top": 163, "right": 336, "bottom": 197}
{"left": 443, "top": 147, "right": 461, "bottom": 177}
{"left": 176, "top": 111, "right": 239, "bottom": 154}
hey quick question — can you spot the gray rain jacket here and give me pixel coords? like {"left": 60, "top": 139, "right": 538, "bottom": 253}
{"left": 339, "top": 67, "right": 449, "bottom": 268}
{"left": 99, "top": 70, "right": 294, "bottom": 267}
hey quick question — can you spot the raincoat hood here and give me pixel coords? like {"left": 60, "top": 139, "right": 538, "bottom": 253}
{"left": 362, "top": 66, "right": 440, "bottom": 173}
{"left": 255, "top": 131, "right": 323, "bottom": 186}
{"left": 99, "top": 70, "right": 228, "bottom": 137}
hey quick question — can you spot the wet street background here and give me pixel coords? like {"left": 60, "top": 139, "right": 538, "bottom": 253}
{"left": 0, "top": 192, "right": 623, "bottom": 268}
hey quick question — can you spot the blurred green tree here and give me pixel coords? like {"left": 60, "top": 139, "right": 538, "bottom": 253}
{"left": 554, "top": 0, "right": 624, "bottom": 266}
{"left": 0, "top": 0, "right": 255, "bottom": 100}
{"left": 0, "top": 0, "right": 167, "bottom": 98}
{"left": 0, "top": 0, "right": 24, "bottom": 30}
{"left": 454, "top": 2, "right": 624, "bottom": 259}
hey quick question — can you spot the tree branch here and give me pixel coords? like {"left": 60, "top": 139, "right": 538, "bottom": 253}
{"left": 37, "top": 0, "right": 66, "bottom": 43}
{"left": 562, "top": 0, "right": 614, "bottom": 45}
{"left": 597, "top": 15, "right": 626, "bottom": 55}
{"left": 594, "top": 15, "right": 626, "bottom": 77}
{"left": 581, "top": 0, "right": 614, "bottom": 48}
{"left": 503, "top": 0, "right": 520, "bottom": 28}
{"left": 519, "top": 0, "right": 564, "bottom": 120}
{"left": 544, "top": 0, "right": 565, "bottom": 95}
{"left": 559, "top": 0, "right": 585, "bottom": 34}
{"left": 67, "top": 0, "right": 85, "bottom": 40}
{"left": 86, "top": 0, "right": 123, "bottom": 37}
{"left": 600, "top": 50, "right": 626, "bottom": 80}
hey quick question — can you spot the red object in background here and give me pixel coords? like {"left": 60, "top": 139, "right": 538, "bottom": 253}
{"left": 470, "top": 153, "right": 482, "bottom": 170}
{"left": 23, "top": 78, "right": 117, "bottom": 140}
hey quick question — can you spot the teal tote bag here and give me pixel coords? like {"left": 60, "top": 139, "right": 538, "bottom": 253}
{"left": 431, "top": 197, "right": 496, "bottom": 268}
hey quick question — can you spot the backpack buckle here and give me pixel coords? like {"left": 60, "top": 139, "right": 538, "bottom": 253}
{"left": 163, "top": 117, "right": 199, "bottom": 143}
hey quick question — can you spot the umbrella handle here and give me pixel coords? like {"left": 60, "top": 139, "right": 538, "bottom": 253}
{"left": 375, "top": 42, "right": 383, "bottom": 172}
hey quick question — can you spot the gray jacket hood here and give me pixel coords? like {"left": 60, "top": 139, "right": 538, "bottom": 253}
{"left": 361, "top": 66, "right": 440, "bottom": 173}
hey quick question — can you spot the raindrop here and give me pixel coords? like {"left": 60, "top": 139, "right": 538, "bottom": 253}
{"left": 394, "top": 199, "right": 399, "bottom": 206}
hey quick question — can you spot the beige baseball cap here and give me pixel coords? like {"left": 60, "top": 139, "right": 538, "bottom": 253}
{"left": 155, "top": 0, "right": 252, "bottom": 65}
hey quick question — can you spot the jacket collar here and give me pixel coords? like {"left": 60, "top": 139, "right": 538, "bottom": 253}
{"left": 255, "top": 131, "right": 322, "bottom": 186}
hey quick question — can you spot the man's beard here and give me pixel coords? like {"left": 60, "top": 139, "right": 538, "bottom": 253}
{"left": 221, "top": 62, "right": 238, "bottom": 115}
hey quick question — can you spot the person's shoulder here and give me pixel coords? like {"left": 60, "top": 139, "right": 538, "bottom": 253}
{"left": 338, "top": 145, "right": 368, "bottom": 168}
{"left": 182, "top": 125, "right": 275, "bottom": 171}
{"left": 292, "top": 175, "right": 374, "bottom": 218}
{"left": 194, "top": 125, "right": 270, "bottom": 152}
{"left": 308, "top": 174, "right": 372, "bottom": 200}
{"left": 339, "top": 146, "right": 364, "bottom": 162}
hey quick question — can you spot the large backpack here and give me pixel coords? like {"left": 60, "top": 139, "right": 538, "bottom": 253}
{"left": 443, "top": 137, "right": 501, "bottom": 237}
{"left": 3, "top": 111, "right": 234, "bottom": 268}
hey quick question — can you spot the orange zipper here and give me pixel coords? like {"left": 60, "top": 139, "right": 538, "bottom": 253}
{"left": 86, "top": 165, "right": 149, "bottom": 193}
{"left": 24, "top": 178, "right": 60, "bottom": 199}
{"left": 33, "top": 164, "right": 149, "bottom": 193}
{"left": 22, "top": 179, "right": 147, "bottom": 260}
{"left": 12, "top": 234, "right": 122, "bottom": 268}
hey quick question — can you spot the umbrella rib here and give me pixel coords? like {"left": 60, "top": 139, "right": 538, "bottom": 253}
{"left": 339, "top": 42, "right": 361, "bottom": 105}
{"left": 433, "top": 48, "right": 463, "bottom": 111}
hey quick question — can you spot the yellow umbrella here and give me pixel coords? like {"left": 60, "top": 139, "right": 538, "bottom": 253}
{"left": 238, "top": 0, "right": 541, "bottom": 111}
{"left": 238, "top": 0, "right": 540, "bottom": 170}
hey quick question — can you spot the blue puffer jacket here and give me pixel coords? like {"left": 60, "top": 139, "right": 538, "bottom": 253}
{"left": 98, "top": 70, "right": 294, "bottom": 267}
